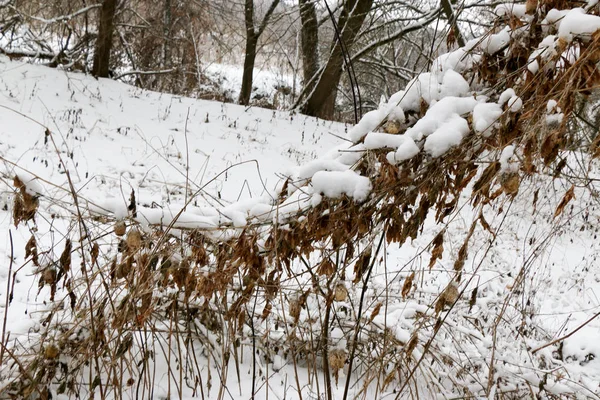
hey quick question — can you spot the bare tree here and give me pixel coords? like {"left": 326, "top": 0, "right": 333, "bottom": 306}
{"left": 92, "top": 0, "right": 118, "bottom": 77}
{"left": 238, "top": 0, "right": 281, "bottom": 105}
{"left": 299, "top": 0, "right": 318, "bottom": 93}
{"left": 301, "top": 0, "right": 373, "bottom": 120}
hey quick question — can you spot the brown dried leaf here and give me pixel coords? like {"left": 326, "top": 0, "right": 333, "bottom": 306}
{"left": 479, "top": 214, "right": 493, "bottom": 234}
{"left": 25, "top": 235, "right": 38, "bottom": 266}
{"left": 428, "top": 231, "right": 444, "bottom": 269}
{"left": 473, "top": 162, "right": 500, "bottom": 194}
{"left": 44, "top": 344, "right": 60, "bottom": 359}
{"left": 469, "top": 287, "right": 478, "bottom": 311}
{"left": 91, "top": 242, "right": 99, "bottom": 266}
{"left": 317, "top": 258, "right": 336, "bottom": 277}
{"left": 126, "top": 229, "right": 142, "bottom": 252}
{"left": 369, "top": 302, "right": 382, "bottom": 322}
{"left": 328, "top": 349, "right": 347, "bottom": 385}
{"left": 405, "top": 334, "right": 418, "bottom": 359}
{"left": 401, "top": 272, "right": 415, "bottom": 299}
{"left": 501, "top": 173, "right": 520, "bottom": 196}
{"left": 12, "top": 176, "right": 39, "bottom": 226}
{"left": 554, "top": 185, "right": 575, "bottom": 218}
{"left": 353, "top": 249, "right": 372, "bottom": 284}
{"left": 59, "top": 239, "right": 72, "bottom": 273}
{"left": 261, "top": 301, "right": 272, "bottom": 320}
{"left": 128, "top": 189, "right": 137, "bottom": 218}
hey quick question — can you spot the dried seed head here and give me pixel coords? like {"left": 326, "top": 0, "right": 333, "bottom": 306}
{"left": 383, "top": 120, "right": 401, "bottom": 135}
{"left": 334, "top": 284, "right": 348, "bottom": 302}
{"left": 44, "top": 344, "right": 60, "bottom": 359}
{"left": 126, "top": 228, "right": 142, "bottom": 252}
{"left": 289, "top": 299, "right": 301, "bottom": 323}
{"left": 114, "top": 220, "right": 127, "bottom": 236}
{"left": 329, "top": 349, "right": 347, "bottom": 371}
{"left": 443, "top": 282, "right": 459, "bottom": 304}
{"left": 329, "top": 349, "right": 347, "bottom": 384}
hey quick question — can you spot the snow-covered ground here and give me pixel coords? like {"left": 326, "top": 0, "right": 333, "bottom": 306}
{"left": 1, "top": 41, "right": 600, "bottom": 399}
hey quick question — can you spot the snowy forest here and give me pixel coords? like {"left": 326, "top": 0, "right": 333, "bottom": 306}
{"left": 0, "top": 0, "right": 600, "bottom": 399}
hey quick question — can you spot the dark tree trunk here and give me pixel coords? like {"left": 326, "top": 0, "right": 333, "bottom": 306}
{"left": 163, "top": 0, "right": 172, "bottom": 66}
{"left": 441, "top": 0, "right": 465, "bottom": 47}
{"left": 92, "top": 0, "right": 118, "bottom": 78}
{"left": 299, "top": 0, "right": 319, "bottom": 89}
{"left": 302, "top": 0, "right": 373, "bottom": 120}
{"left": 238, "top": 0, "right": 280, "bottom": 106}
{"left": 239, "top": 33, "right": 258, "bottom": 105}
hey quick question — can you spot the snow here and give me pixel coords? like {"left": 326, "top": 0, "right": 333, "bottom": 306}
{"left": 495, "top": 4, "right": 527, "bottom": 18}
{"left": 527, "top": 35, "right": 558, "bottom": 74}
{"left": 347, "top": 108, "right": 385, "bottom": 142}
{"left": 423, "top": 114, "right": 470, "bottom": 157}
{"left": 546, "top": 99, "right": 564, "bottom": 126}
{"left": 405, "top": 96, "right": 478, "bottom": 142}
{"left": 481, "top": 27, "right": 511, "bottom": 54}
{"left": 499, "top": 145, "right": 519, "bottom": 173}
{"left": 499, "top": 88, "right": 523, "bottom": 112}
{"left": 556, "top": 8, "right": 600, "bottom": 41}
{"left": 386, "top": 137, "right": 420, "bottom": 164}
{"left": 473, "top": 102, "right": 502, "bottom": 137}
{"left": 297, "top": 158, "right": 349, "bottom": 179}
{"left": 364, "top": 131, "right": 405, "bottom": 149}
{"left": 311, "top": 170, "right": 372, "bottom": 202}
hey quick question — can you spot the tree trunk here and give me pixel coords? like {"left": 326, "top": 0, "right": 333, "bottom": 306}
{"left": 238, "top": 0, "right": 280, "bottom": 105}
{"left": 238, "top": 0, "right": 256, "bottom": 105}
{"left": 302, "top": 0, "right": 373, "bottom": 120}
{"left": 92, "top": 0, "right": 118, "bottom": 78}
{"left": 299, "top": 0, "right": 319, "bottom": 89}
{"left": 441, "top": 0, "right": 465, "bottom": 47}
{"left": 163, "top": 0, "right": 172, "bottom": 66}
{"left": 239, "top": 33, "right": 258, "bottom": 105}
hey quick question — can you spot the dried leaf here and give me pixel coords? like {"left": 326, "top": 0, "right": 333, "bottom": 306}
{"left": 353, "top": 249, "right": 372, "bottom": 284}
{"left": 59, "top": 239, "right": 72, "bottom": 273}
{"left": 25, "top": 235, "right": 38, "bottom": 266}
{"left": 428, "top": 231, "right": 444, "bottom": 269}
{"left": 128, "top": 189, "right": 137, "bottom": 218}
{"left": 501, "top": 173, "right": 520, "bottom": 196}
{"left": 328, "top": 349, "right": 347, "bottom": 385}
{"left": 91, "top": 242, "right": 99, "bottom": 266}
{"left": 473, "top": 162, "right": 500, "bottom": 194}
{"left": 405, "top": 334, "right": 418, "bottom": 359}
{"left": 554, "top": 185, "right": 575, "bottom": 218}
{"left": 261, "top": 301, "right": 272, "bottom": 320}
{"left": 469, "top": 287, "right": 478, "bottom": 311}
{"left": 402, "top": 272, "right": 415, "bottom": 299}
{"left": 369, "top": 302, "right": 382, "bottom": 322}
{"left": 317, "top": 258, "right": 336, "bottom": 277}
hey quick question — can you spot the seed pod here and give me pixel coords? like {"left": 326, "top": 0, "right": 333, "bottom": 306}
{"left": 44, "top": 344, "right": 60, "bottom": 359}
{"left": 126, "top": 228, "right": 142, "bottom": 252}
{"left": 114, "top": 221, "right": 127, "bottom": 236}
{"left": 334, "top": 284, "right": 348, "bottom": 302}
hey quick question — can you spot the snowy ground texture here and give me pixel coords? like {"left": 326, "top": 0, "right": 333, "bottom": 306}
{"left": 1, "top": 2, "right": 600, "bottom": 399}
